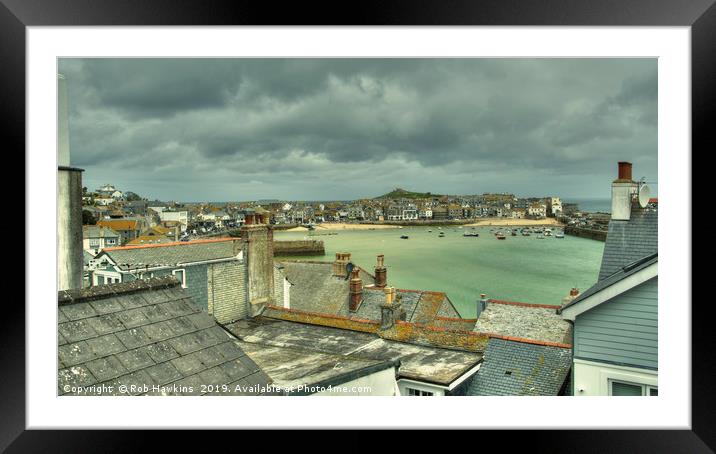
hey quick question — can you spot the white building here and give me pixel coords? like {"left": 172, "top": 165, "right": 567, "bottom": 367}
{"left": 159, "top": 210, "right": 189, "bottom": 231}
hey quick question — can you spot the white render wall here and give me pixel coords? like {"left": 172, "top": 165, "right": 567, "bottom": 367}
{"left": 310, "top": 367, "right": 399, "bottom": 396}
{"left": 572, "top": 358, "right": 657, "bottom": 396}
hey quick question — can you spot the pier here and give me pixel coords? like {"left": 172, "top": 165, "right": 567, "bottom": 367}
{"left": 564, "top": 226, "right": 607, "bottom": 242}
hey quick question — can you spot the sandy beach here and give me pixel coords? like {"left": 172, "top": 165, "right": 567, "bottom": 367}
{"left": 283, "top": 223, "right": 400, "bottom": 232}
{"left": 463, "top": 218, "right": 563, "bottom": 227}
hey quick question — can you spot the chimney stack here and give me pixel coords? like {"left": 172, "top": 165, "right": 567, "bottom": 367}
{"left": 611, "top": 161, "right": 639, "bottom": 221}
{"left": 561, "top": 288, "right": 580, "bottom": 307}
{"left": 379, "top": 286, "right": 404, "bottom": 330}
{"left": 349, "top": 268, "right": 363, "bottom": 311}
{"left": 57, "top": 73, "right": 84, "bottom": 290}
{"left": 476, "top": 293, "right": 489, "bottom": 318}
{"left": 332, "top": 252, "right": 351, "bottom": 278}
{"left": 241, "top": 224, "right": 275, "bottom": 316}
{"left": 374, "top": 254, "right": 387, "bottom": 288}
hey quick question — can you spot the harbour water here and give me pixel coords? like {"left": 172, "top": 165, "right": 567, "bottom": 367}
{"left": 274, "top": 226, "right": 605, "bottom": 318}
{"left": 565, "top": 198, "right": 611, "bottom": 213}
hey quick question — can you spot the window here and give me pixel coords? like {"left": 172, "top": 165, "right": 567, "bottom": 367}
{"left": 406, "top": 387, "right": 433, "bottom": 396}
{"left": 89, "top": 238, "right": 100, "bottom": 247}
{"left": 172, "top": 269, "right": 187, "bottom": 288}
{"left": 609, "top": 380, "right": 658, "bottom": 396}
{"left": 106, "top": 238, "right": 116, "bottom": 245}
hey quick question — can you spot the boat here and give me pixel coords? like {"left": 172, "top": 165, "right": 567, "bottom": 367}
{"left": 496, "top": 234, "right": 506, "bottom": 240}
{"left": 439, "top": 232, "right": 445, "bottom": 237}
{"left": 522, "top": 230, "right": 530, "bottom": 236}
{"left": 511, "top": 230, "right": 517, "bottom": 236}
{"left": 537, "top": 234, "right": 545, "bottom": 239}
{"left": 463, "top": 232, "right": 479, "bottom": 237}
{"left": 555, "top": 231, "right": 565, "bottom": 238}
{"left": 400, "top": 235, "right": 409, "bottom": 239}
{"left": 427, "top": 229, "right": 433, "bottom": 233}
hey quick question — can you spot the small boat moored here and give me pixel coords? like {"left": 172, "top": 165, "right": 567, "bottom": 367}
{"left": 400, "top": 235, "right": 409, "bottom": 239}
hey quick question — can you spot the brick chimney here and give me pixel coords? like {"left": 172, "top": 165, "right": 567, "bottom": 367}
{"left": 332, "top": 252, "right": 351, "bottom": 278}
{"left": 349, "top": 268, "right": 363, "bottom": 312}
{"left": 611, "top": 161, "right": 638, "bottom": 221}
{"left": 241, "top": 224, "right": 275, "bottom": 316}
{"left": 374, "top": 254, "right": 387, "bottom": 288}
{"left": 379, "top": 286, "right": 405, "bottom": 330}
{"left": 561, "top": 287, "right": 580, "bottom": 307}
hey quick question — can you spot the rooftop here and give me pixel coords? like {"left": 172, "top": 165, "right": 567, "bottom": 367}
{"left": 473, "top": 300, "right": 573, "bottom": 345}
{"left": 82, "top": 225, "right": 120, "bottom": 239}
{"left": 58, "top": 277, "right": 273, "bottom": 396}
{"left": 97, "top": 219, "right": 140, "bottom": 231}
{"left": 97, "top": 238, "right": 239, "bottom": 271}
{"left": 277, "top": 260, "right": 463, "bottom": 326}
{"left": 226, "top": 317, "right": 482, "bottom": 386}
{"left": 598, "top": 206, "right": 657, "bottom": 281}
{"left": 467, "top": 338, "right": 572, "bottom": 396}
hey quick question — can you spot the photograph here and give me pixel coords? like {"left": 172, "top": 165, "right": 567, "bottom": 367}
{"left": 56, "top": 57, "right": 659, "bottom": 398}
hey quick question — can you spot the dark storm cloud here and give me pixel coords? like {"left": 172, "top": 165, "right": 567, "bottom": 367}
{"left": 59, "top": 58, "right": 657, "bottom": 201}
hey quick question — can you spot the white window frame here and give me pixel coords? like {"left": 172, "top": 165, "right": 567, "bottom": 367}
{"left": 172, "top": 268, "right": 187, "bottom": 288}
{"left": 608, "top": 379, "right": 658, "bottom": 396}
{"left": 406, "top": 387, "right": 434, "bottom": 396}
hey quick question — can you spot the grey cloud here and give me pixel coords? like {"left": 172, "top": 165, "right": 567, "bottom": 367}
{"left": 59, "top": 58, "right": 657, "bottom": 201}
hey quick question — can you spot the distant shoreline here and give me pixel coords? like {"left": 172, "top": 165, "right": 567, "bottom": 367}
{"left": 279, "top": 218, "right": 563, "bottom": 232}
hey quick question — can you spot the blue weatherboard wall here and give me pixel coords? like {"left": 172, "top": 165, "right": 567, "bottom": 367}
{"left": 574, "top": 277, "right": 658, "bottom": 370}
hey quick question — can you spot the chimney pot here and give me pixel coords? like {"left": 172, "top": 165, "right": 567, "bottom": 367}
{"left": 617, "top": 162, "right": 633, "bottom": 181}
{"left": 570, "top": 287, "right": 580, "bottom": 297}
{"left": 349, "top": 268, "right": 363, "bottom": 312}
{"left": 374, "top": 254, "right": 387, "bottom": 288}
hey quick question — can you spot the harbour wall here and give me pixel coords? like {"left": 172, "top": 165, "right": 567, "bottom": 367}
{"left": 564, "top": 226, "right": 607, "bottom": 242}
{"left": 273, "top": 240, "right": 325, "bottom": 256}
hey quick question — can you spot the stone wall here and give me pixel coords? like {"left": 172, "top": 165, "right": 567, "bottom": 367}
{"left": 564, "top": 226, "right": 607, "bottom": 242}
{"left": 273, "top": 240, "right": 325, "bottom": 256}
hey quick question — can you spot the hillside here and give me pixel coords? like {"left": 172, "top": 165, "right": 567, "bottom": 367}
{"left": 373, "top": 188, "right": 441, "bottom": 200}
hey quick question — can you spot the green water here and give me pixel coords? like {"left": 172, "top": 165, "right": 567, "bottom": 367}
{"left": 274, "top": 226, "right": 604, "bottom": 318}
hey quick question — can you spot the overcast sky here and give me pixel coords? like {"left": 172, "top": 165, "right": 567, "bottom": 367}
{"left": 59, "top": 58, "right": 657, "bottom": 202}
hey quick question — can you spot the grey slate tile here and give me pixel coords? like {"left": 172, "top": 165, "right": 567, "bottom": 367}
{"left": 115, "top": 348, "right": 156, "bottom": 373}
{"left": 117, "top": 307, "right": 151, "bottom": 329}
{"left": 141, "top": 341, "right": 180, "bottom": 363}
{"left": 61, "top": 302, "right": 98, "bottom": 321}
{"left": 58, "top": 365, "right": 97, "bottom": 393}
{"left": 59, "top": 341, "right": 97, "bottom": 367}
{"left": 85, "top": 355, "right": 129, "bottom": 382}
{"left": 145, "top": 362, "right": 184, "bottom": 386}
{"left": 59, "top": 320, "right": 98, "bottom": 343}
{"left": 85, "top": 333, "right": 126, "bottom": 357}
{"left": 86, "top": 313, "right": 125, "bottom": 336}
{"left": 115, "top": 327, "right": 154, "bottom": 350}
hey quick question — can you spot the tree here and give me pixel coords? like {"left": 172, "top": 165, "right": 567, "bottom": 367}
{"left": 82, "top": 209, "right": 97, "bottom": 225}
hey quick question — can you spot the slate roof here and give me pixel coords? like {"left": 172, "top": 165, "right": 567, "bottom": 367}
{"left": 83, "top": 225, "right": 120, "bottom": 239}
{"left": 57, "top": 276, "right": 273, "bottom": 396}
{"left": 562, "top": 253, "right": 657, "bottom": 312}
{"left": 227, "top": 317, "right": 482, "bottom": 386}
{"left": 598, "top": 206, "right": 657, "bottom": 280}
{"left": 277, "top": 261, "right": 373, "bottom": 314}
{"left": 97, "top": 238, "right": 239, "bottom": 271}
{"left": 467, "top": 338, "right": 572, "bottom": 396}
{"left": 277, "top": 260, "right": 463, "bottom": 325}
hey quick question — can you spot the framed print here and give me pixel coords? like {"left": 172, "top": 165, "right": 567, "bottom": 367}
{"left": 6, "top": 0, "right": 709, "bottom": 450}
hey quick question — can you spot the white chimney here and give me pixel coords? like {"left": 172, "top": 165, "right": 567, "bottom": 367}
{"left": 611, "top": 162, "right": 638, "bottom": 221}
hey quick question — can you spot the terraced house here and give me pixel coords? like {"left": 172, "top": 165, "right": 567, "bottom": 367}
{"left": 91, "top": 232, "right": 290, "bottom": 325}
{"left": 560, "top": 162, "right": 658, "bottom": 396}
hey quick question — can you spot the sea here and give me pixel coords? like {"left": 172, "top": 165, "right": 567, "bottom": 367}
{"left": 565, "top": 198, "right": 611, "bottom": 213}
{"left": 274, "top": 226, "right": 605, "bottom": 318}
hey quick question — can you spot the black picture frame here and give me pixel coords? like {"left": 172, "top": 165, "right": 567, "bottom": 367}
{"left": 6, "top": 0, "right": 706, "bottom": 450}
